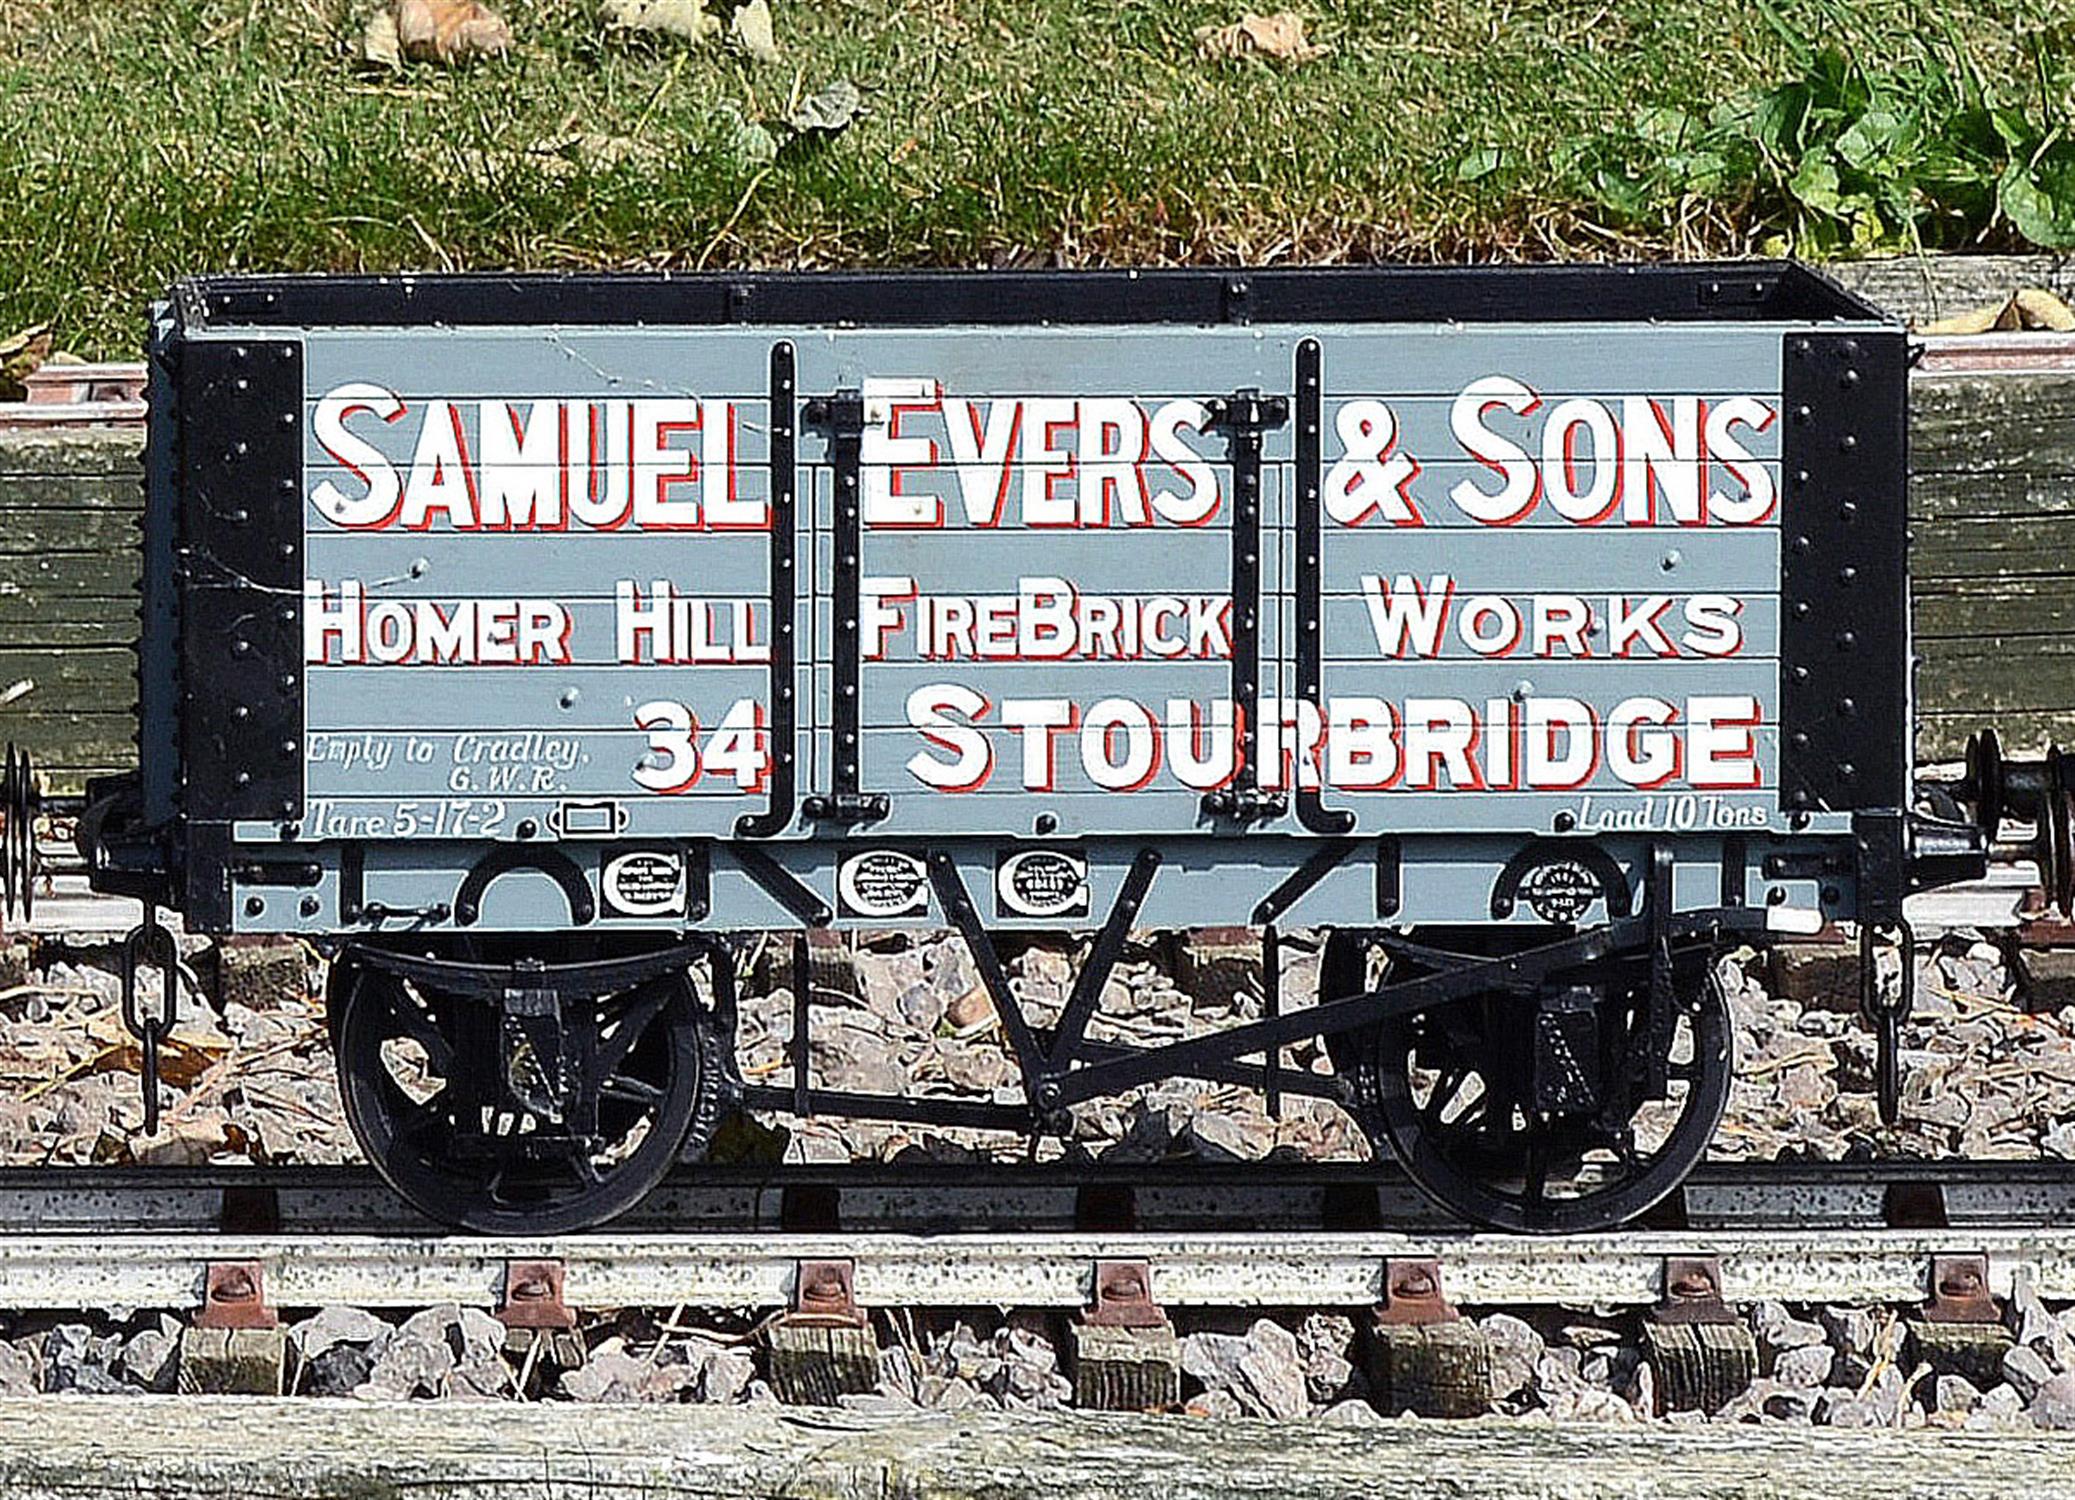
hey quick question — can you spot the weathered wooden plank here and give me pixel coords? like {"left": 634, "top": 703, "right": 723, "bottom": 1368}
{"left": 0, "top": 432, "right": 142, "bottom": 478}
{"left": 1923, "top": 710, "right": 2065, "bottom": 760}
{"left": 1915, "top": 639, "right": 2075, "bottom": 714}
{"left": 0, "top": 618, "right": 135, "bottom": 648}
{"left": 0, "top": 507, "right": 137, "bottom": 554}
{"left": 0, "top": 474, "right": 141, "bottom": 512}
{"left": 0, "top": 548, "right": 140, "bottom": 605}
{"left": 1913, "top": 512, "right": 2075, "bottom": 576}
{"left": 1915, "top": 601, "right": 2075, "bottom": 643}
{"left": 0, "top": 1397, "right": 2070, "bottom": 1500}
{"left": 1913, "top": 470, "right": 2075, "bottom": 520}
{"left": 1912, "top": 374, "right": 2075, "bottom": 478}
{"left": 0, "top": 708, "right": 133, "bottom": 790}
{"left": 0, "top": 647, "right": 133, "bottom": 699}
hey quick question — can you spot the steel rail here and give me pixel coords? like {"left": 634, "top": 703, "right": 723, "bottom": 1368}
{"left": 2, "top": 1159, "right": 2074, "bottom": 1236}
{"left": 4, "top": 1159, "right": 2075, "bottom": 1236}
{"left": 1, "top": 1224, "right": 2073, "bottom": 1312}
{"left": 0, "top": 1160, "right": 2070, "bottom": 1314}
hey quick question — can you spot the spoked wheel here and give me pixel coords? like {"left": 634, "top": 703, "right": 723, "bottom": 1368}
{"left": 331, "top": 944, "right": 725, "bottom": 1233}
{"left": 1336, "top": 928, "right": 1733, "bottom": 1233}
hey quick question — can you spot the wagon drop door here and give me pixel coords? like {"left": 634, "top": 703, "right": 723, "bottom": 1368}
{"left": 1304, "top": 326, "right": 1788, "bottom": 838}
{"left": 297, "top": 329, "right": 792, "bottom": 845}
{"left": 816, "top": 328, "right": 1296, "bottom": 839}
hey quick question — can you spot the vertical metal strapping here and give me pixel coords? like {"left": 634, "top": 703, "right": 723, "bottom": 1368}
{"left": 137, "top": 310, "right": 182, "bottom": 830}
{"left": 831, "top": 392, "right": 863, "bottom": 802}
{"left": 1294, "top": 340, "right": 1354, "bottom": 834}
{"left": 1777, "top": 330, "right": 1910, "bottom": 814}
{"left": 1228, "top": 397, "right": 1263, "bottom": 802}
{"left": 735, "top": 342, "right": 798, "bottom": 838}
{"left": 175, "top": 335, "right": 305, "bottom": 928}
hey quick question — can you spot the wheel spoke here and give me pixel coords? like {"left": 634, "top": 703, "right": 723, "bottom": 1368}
{"left": 392, "top": 1098, "right": 453, "bottom": 1150}
{"left": 1365, "top": 934, "right": 1734, "bottom": 1233}
{"left": 372, "top": 979, "right": 456, "bottom": 1073}
{"left": 1522, "top": 1133, "right": 1550, "bottom": 1203}
{"left": 602, "top": 1076, "right": 665, "bottom": 1106}
{"left": 594, "top": 985, "right": 671, "bottom": 1081}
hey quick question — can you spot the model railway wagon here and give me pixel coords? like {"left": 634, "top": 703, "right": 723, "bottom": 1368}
{"left": 39, "top": 263, "right": 2047, "bottom": 1233}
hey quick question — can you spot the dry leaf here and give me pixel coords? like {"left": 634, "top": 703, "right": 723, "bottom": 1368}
{"left": 0, "top": 324, "right": 52, "bottom": 402}
{"left": 83, "top": 1010, "right": 229, "bottom": 1090}
{"left": 394, "top": 0, "right": 512, "bottom": 64}
{"left": 786, "top": 79, "right": 863, "bottom": 135}
{"left": 1921, "top": 288, "right": 2075, "bottom": 335}
{"left": 730, "top": 0, "right": 780, "bottom": 63}
{"left": 2013, "top": 287, "right": 2075, "bottom": 332}
{"left": 358, "top": 5, "right": 402, "bottom": 67}
{"left": 1194, "top": 10, "right": 1322, "bottom": 62}
{"left": 601, "top": 0, "right": 720, "bottom": 43}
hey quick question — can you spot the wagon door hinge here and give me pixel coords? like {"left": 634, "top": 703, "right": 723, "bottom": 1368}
{"left": 737, "top": 340, "right": 800, "bottom": 839}
{"left": 805, "top": 388, "right": 886, "bottom": 827}
{"left": 1204, "top": 389, "right": 1287, "bottom": 823}
{"left": 1290, "top": 339, "right": 1355, "bottom": 836}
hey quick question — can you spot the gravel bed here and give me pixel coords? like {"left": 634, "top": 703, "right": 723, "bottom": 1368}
{"left": 0, "top": 926, "right": 2071, "bottom": 1168}
{"left": 5, "top": 1286, "right": 2075, "bottom": 1429}
{"left": 0, "top": 926, "right": 2071, "bottom": 1426}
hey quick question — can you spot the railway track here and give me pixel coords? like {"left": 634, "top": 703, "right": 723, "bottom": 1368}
{"left": 1, "top": 1159, "right": 2073, "bottom": 1311}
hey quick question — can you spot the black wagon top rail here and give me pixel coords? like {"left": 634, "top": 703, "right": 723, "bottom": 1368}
{"left": 174, "top": 261, "right": 1887, "bottom": 330}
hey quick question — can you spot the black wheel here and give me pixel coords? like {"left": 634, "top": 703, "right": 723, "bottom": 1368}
{"left": 1341, "top": 930, "right": 1732, "bottom": 1233}
{"left": 331, "top": 945, "right": 725, "bottom": 1233}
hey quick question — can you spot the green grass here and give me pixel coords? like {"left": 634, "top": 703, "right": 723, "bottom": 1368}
{"left": 1, "top": 0, "right": 2070, "bottom": 357}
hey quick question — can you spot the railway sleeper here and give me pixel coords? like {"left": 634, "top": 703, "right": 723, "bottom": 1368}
{"left": 1639, "top": 1257, "right": 1757, "bottom": 1415}
{"left": 1068, "top": 1260, "right": 1181, "bottom": 1412}
{"left": 1903, "top": 1253, "right": 2014, "bottom": 1393}
{"left": 763, "top": 1259, "right": 881, "bottom": 1406}
{"left": 1367, "top": 1261, "right": 1494, "bottom": 1418}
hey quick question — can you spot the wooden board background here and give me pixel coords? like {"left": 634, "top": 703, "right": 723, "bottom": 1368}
{"left": 2, "top": 1395, "right": 2075, "bottom": 1500}
{"left": 0, "top": 431, "right": 139, "bottom": 792}
{"left": 7, "top": 254, "right": 2075, "bottom": 791}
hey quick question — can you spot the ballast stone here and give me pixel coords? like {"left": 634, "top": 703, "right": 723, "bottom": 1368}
{"left": 1773, "top": 1344, "right": 1835, "bottom": 1389}
{"left": 1478, "top": 1313, "right": 1543, "bottom": 1404}
{"left": 119, "top": 1316, "right": 182, "bottom": 1393}
{"left": 2004, "top": 1342, "right": 2057, "bottom": 1403}
{"left": 2029, "top": 1372, "right": 2075, "bottom": 1430}
{"left": 1180, "top": 1320, "right": 1308, "bottom": 1420}
{"left": 290, "top": 1304, "right": 393, "bottom": 1362}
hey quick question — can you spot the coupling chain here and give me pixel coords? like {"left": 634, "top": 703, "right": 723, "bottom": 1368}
{"left": 119, "top": 902, "right": 196, "bottom": 1135}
